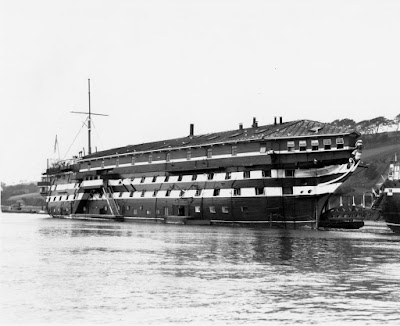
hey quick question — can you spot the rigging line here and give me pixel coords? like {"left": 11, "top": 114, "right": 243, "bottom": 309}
{"left": 90, "top": 119, "right": 105, "bottom": 151}
{"left": 63, "top": 118, "right": 89, "bottom": 160}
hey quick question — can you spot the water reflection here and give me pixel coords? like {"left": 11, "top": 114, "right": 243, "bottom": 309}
{"left": 38, "top": 219, "right": 134, "bottom": 238}
{"left": 2, "top": 214, "right": 400, "bottom": 324}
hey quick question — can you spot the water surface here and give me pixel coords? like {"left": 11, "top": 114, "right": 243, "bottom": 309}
{"left": 1, "top": 213, "right": 399, "bottom": 324}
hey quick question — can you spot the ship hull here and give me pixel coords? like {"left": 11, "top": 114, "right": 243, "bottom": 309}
{"left": 40, "top": 119, "right": 363, "bottom": 229}
{"left": 46, "top": 192, "right": 334, "bottom": 229}
{"left": 381, "top": 191, "right": 400, "bottom": 233}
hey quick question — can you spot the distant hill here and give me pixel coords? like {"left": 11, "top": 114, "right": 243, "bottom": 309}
{"left": 337, "top": 131, "right": 400, "bottom": 195}
{"left": 1, "top": 182, "right": 45, "bottom": 208}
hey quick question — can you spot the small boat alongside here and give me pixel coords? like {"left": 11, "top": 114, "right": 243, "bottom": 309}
{"left": 318, "top": 206, "right": 365, "bottom": 229}
{"left": 372, "top": 155, "right": 400, "bottom": 233}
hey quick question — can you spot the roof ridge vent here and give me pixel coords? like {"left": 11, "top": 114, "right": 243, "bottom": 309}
{"left": 309, "top": 126, "right": 323, "bottom": 133}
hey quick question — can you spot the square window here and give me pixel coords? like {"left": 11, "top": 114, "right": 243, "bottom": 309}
{"left": 101, "top": 160, "right": 105, "bottom": 168}
{"left": 152, "top": 176, "right": 157, "bottom": 182}
{"left": 233, "top": 188, "right": 241, "bottom": 196}
{"left": 213, "top": 189, "right": 220, "bottom": 196}
{"left": 153, "top": 190, "right": 158, "bottom": 197}
{"left": 129, "top": 191, "right": 134, "bottom": 197}
{"left": 287, "top": 141, "right": 295, "bottom": 152}
{"left": 262, "top": 170, "right": 271, "bottom": 178}
{"left": 195, "top": 189, "right": 202, "bottom": 196}
{"left": 166, "top": 153, "right": 171, "bottom": 162}
{"left": 283, "top": 187, "right": 293, "bottom": 195}
{"left": 141, "top": 190, "right": 146, "bottom": 197}
{"left": 131, "top": 156, "right": 136, "bottom": 165}
{"left": 255, "top": 187, "right": 264, "bottom": 195}
{"left": 336, "top": 138, "right": 344, "bottom": 149}
{"left": 192, "top": 174, "right": 197, "bottom": 181}
{"left": 243, "top": 171, "right": 250, "bottom": 178}
{"left": 195, "top": 206, "right": 201, "bottom": 213}
{"left": 225, "top": 172, "right": 231, "bottom": 180}
{"left": 165, "top": 176, "right": 170, "bottom": 182}
{"left": 311, "top": 140, "right": 319, "bottom": 151}
{"left": 207, "top": 173, "right": 214, "bottom": 180}
{"left": 323, "top": 139, "right": 332, "bottom": 150}
{"left": 209, "top": 206, "right": 216, "bottom": 213}
{"left": 166, "top": 190, "right": 171, "bottom": 197}
{"left": 146, "top": 210, "right": 151, "bottom": 215}
{"left": 164, "top": 207, "right": 169, "bottom": 215}
{"left": 231, "top": 145, "right": 237, "bottom": 156}
{"left": 140, "top": 176, "right": 145, "bottom": 183}
{"left": 260, "top": 143, "right": 267, "bottom": 153}
{"left": 133, "top": 209, "right": 138, "bottom": 215}
{"left": 178, "top": 175, "right": 183, "bottom": 181}
{"left": 222, "top": 206, "right": 229, "bottom": 214}
{"left": 299, "top": 140, "right": 307, "bottom": 151}
{"left": 241, "top": 206, "right": 248, "bottom": 212}
{"left": 285, "top": 170, "right": 295, "bottom": 177}
{"left": 207, "top": 148, "right": 212, "bottom": 158}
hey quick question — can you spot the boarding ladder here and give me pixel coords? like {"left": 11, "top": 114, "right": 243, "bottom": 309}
{"left": 371, "top": 192, "right": 385, "bottom": 211}
{"left": 102, "top": 186, "right": 120, "bottom": 216}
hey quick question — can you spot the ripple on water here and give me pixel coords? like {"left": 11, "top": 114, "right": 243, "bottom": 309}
{"left": 1, "top": 213, "right": 400, "bottom": 324}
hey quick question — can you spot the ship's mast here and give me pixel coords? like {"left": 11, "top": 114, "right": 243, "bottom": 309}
{"left": 71, "top": 79, "right": 108, "bottom": 156}
{"left": 88, "top": 78, "right": 92, "bottom": 155}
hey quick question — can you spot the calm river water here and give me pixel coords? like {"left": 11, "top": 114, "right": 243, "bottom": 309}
{"left": 1, "top": 213, "right": 400, "bottom": 325}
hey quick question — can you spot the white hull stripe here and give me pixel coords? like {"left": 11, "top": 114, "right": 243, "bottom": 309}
{"left": 53, "top": 164, "right": 351, "bottom": 191}
{"left": 384, "top": 188, "right": 400, "bottom": 194}
{"left": 46, "top": 183, "right": 342, "bottom": 202}
{"left": 386, "top": 222, "right": 400, "bottom": 227}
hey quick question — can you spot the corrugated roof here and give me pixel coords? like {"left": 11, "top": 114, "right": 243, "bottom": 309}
{"left": 84, "top": 119, "right": 358, "bottom": 160}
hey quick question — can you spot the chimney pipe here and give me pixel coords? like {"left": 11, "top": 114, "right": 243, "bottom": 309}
{"left": 252, "top": 117, "right": 258, "bottom": 128}
{"left": 280, "top": 117, "right": 283, "bottom": 124}
{"left": 189, "top": 123, "right": 194, "bottom": 136}
{"left": 239, "top": 123, "right": 243, "bottom": 130}
{"left": 274, "top": 116, "right": 277, "bottom": 125}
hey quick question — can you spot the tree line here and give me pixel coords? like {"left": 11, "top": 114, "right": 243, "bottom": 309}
{"left": 331, "top": 114, "right": 400, "bottom": 134}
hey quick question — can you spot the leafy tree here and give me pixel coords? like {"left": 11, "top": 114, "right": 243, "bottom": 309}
{"left": 355, "top": 117, "right": 392, "bottom": 134}
{"left": 356, "top": 119, "right": 374, "bottom": 134}
{"left": 331, "top": 118, "right": 356, "bottom": 128}
{"left": 393, "top": 113, "right": 400, "bottom": 131}
{"left": 369, "top": 116, "right": 390, "bottom": 133}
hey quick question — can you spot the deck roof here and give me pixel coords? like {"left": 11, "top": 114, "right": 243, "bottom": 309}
{"left": 84, "top": 119, "right": 358, "bottom": 160}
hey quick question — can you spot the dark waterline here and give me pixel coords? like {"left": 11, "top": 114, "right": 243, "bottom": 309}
{"left": 1, "top": 213, "right": 400, "bottom": 324}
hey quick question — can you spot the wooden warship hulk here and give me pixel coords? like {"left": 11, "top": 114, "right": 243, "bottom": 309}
{"left": 38, "top": 81, "right": 363, "bottom": 228}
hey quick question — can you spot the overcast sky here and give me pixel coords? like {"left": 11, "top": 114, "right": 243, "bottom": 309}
{"left": 1, "top": 0, "right": 400, "bottom": 184}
